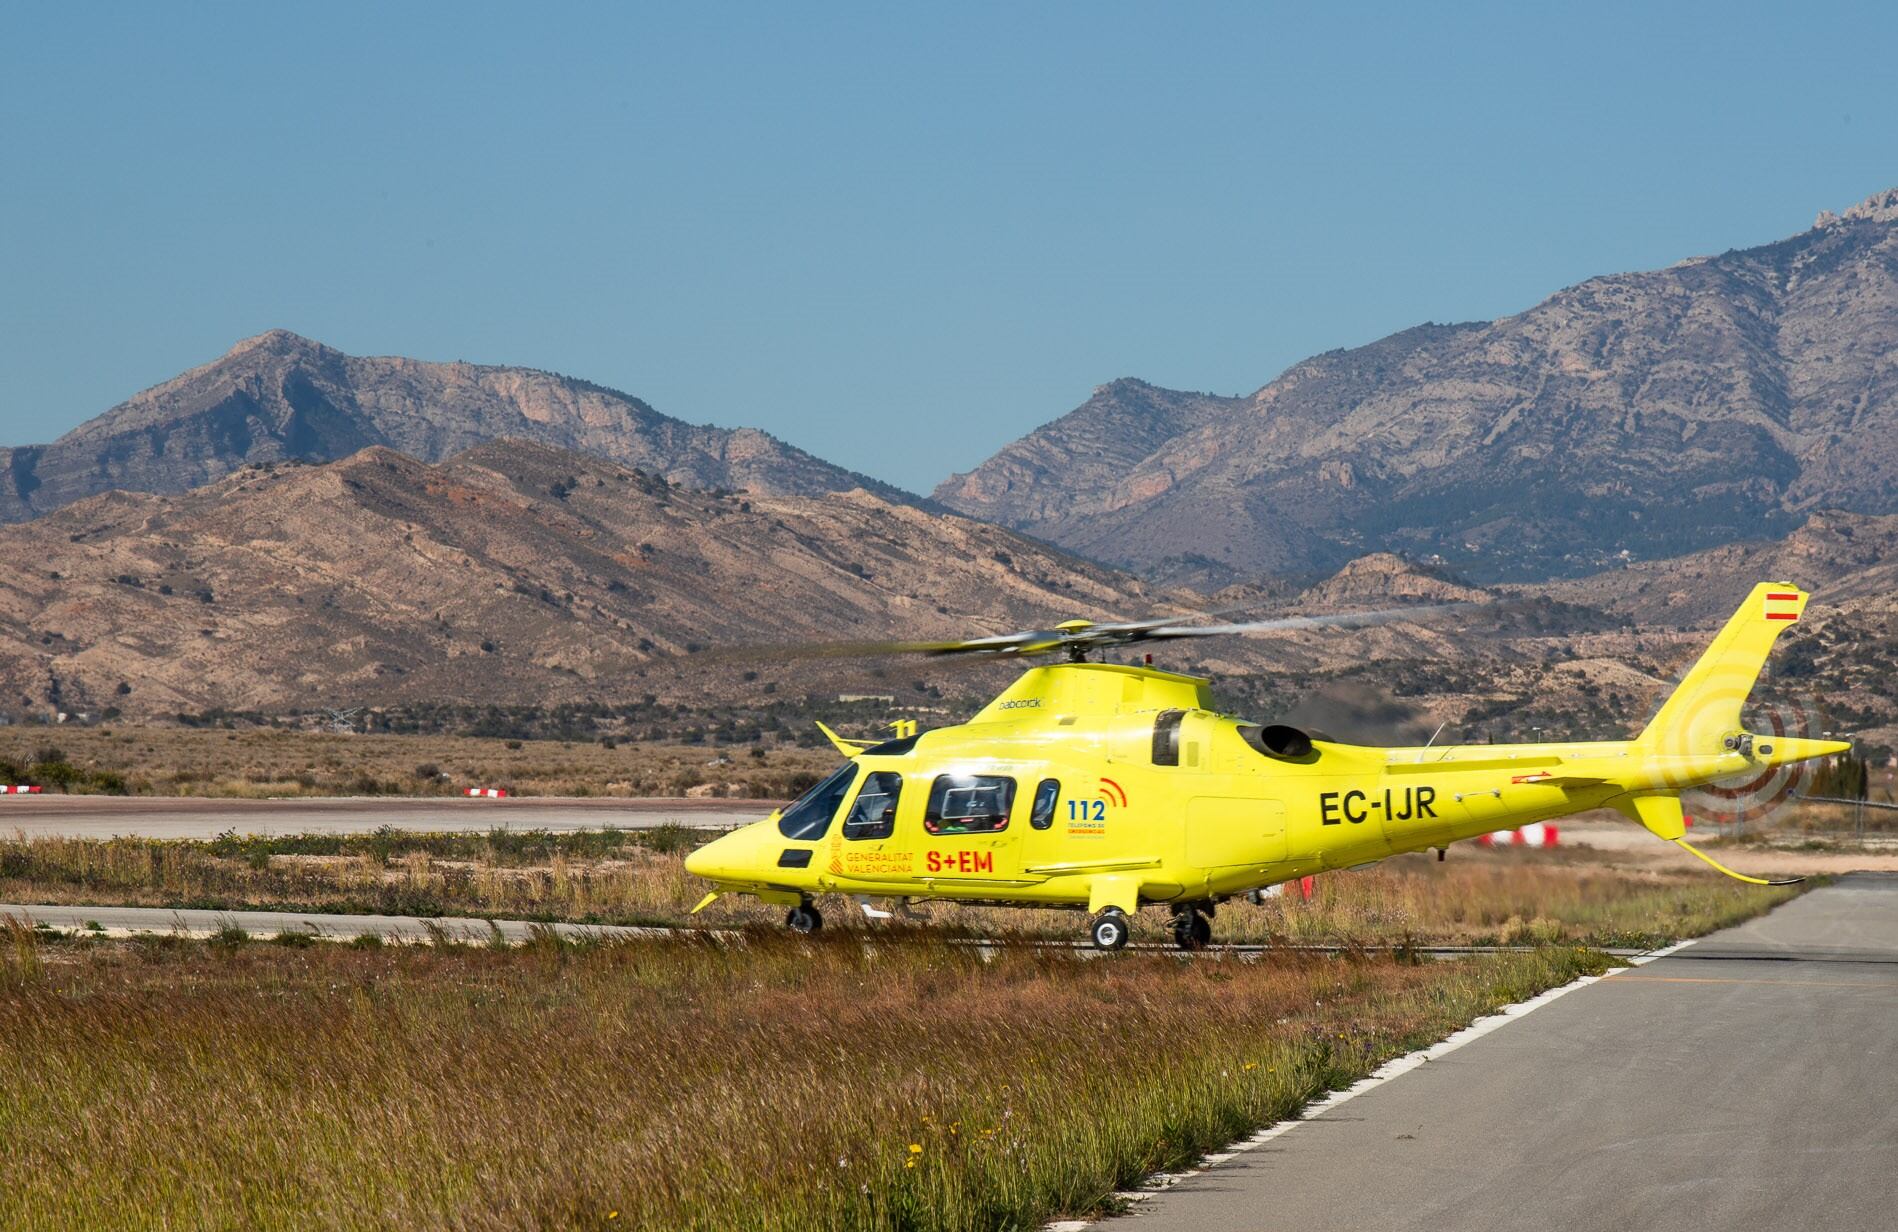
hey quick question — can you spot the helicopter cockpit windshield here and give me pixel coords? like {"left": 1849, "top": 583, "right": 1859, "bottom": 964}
{"left": 777, "top": 763, "right": 858, "bottom": 839}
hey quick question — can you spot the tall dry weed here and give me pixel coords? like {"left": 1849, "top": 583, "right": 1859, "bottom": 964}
{"left": 0, "top": 935, "right": 1616, "bottom": 1230}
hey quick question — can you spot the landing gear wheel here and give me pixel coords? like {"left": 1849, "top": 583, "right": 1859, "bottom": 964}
{"left": 1172, "top": 910, "right": 1212, "bottom": 951}
{"left": 785, "top": 904, "right": 823, "bottom": 934}
{"left": 1090, "top": 909, "right": 1131, "bottom": 951}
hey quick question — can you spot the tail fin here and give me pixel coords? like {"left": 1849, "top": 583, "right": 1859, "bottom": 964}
{"left": 1635, "top": 582, "right": 1809, "bottom": 756}
{"left": 1616, "top": 581, "right": 1846, "bottom": 885}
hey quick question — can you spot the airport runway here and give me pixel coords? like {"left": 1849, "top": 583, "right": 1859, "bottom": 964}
{"left": 1110, "top": 873, "right": 1898, "bottom": 1232}
{"left": 0, "top": 795, "right": 769, "bottom": 839}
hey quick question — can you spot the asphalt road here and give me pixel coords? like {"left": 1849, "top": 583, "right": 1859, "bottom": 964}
{"left": 0, "top": 902, "right": 678, "bottom": 944}
{"left": 0, "top": 795, "right": 769, "bottom": 838}
{"left": 1113, "top": 873, "right": 1898, "bottom": 1232}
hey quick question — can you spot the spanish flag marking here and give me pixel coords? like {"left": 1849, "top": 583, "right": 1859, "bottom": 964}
{"left": 1763, "top": 591, "right": 1800, "bottom": 622}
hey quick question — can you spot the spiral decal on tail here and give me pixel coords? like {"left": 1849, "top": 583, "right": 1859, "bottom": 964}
{"left": 1643, "top": 653, "right": 1759, "bottom": 768}
{"left": 1680, "top": 695, "right": 1824, "bottom": 829}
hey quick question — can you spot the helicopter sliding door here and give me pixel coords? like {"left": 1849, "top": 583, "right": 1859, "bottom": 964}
{"left": 919, "top": 772, "right": 1024, "bottom": 884}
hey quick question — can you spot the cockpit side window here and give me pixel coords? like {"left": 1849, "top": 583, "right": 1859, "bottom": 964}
{"left": 924, "top": 774, "right": 1017, "bottom": 834}
{"left": 1030, "top": 778, "right": 1060, "bottom": 830}
{"left": 777, "top": 763, "right": 858, "bottom": 840}
{"left": 843, "top": 771, "right": 903, "bottom": 840}
{"left": 1152, "top": 709, "right": 1185, "bottom": 766}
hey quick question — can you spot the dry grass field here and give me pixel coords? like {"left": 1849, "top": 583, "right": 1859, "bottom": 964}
{"left": 0, "top": 829, "right": 1802, "bottom": 949}
{"left": 0, "top": 831, "right": 1810, "bottom": 1230}
{"left": 0, "top": 729, "right": 1812, "bottom": 1229}
{"left": 0, "top": 724, "right": 836, "bottom": 798}
{"left": 0, "top": 922, "right": 1626, "bottom": 1232}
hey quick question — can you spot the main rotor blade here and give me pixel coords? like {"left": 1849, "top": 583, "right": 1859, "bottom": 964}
{"left": 708, "top": 637, "right": 985, "bottom": 661}
{"left": 705, "top": 599, "right": 1478, "bottom": 665}
{"left": 931, "top": 630, "right": 1067, "bottom": 655}
{"left": 1131, "top": 602, "right": 1476, "bottom": 640}
{"left": 714, "top": 630, "right": 1060, "bottom": 662}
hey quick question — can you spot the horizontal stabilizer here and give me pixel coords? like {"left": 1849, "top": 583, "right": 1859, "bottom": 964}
{"left": 1612, "top": 792, "right": 1686, "bottom": 841}
{"left": 815, "top": 721, "right": 873, "bottom": 757}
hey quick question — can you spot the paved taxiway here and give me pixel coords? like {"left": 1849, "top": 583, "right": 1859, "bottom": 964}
{"left": 1114, "top": 873, "right": 1898, "bottom": 1231}
{"left": 0, "top": 795, "right": 768, "bottom": 839}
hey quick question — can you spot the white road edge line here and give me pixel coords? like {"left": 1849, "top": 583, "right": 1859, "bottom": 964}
{"left": 1044, "top": 940, "right": 1692, "bottom": 1232}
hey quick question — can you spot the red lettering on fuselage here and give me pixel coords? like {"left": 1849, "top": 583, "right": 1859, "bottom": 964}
{"left": 926, "top": 851, "right": 995, "bottom": 874}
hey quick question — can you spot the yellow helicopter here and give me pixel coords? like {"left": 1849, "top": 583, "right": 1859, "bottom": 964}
{"left": 684, "top": 582, "right": 1847, "bottom": 949}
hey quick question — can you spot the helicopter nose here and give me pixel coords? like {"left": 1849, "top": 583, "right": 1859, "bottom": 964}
{"left": 683, "top": 827, "right": 749, "bottom": 881}
{"left": 682, "top": 836, "right": 720, "bottom": 880}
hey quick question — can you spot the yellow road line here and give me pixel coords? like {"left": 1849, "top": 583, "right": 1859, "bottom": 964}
{"left": 1607, "top": 974, "right": 1895, "bottom": 989}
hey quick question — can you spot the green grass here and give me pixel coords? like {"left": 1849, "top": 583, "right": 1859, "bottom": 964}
{"left": 0, "top": 929, "right": 1627, "bottom": 1231}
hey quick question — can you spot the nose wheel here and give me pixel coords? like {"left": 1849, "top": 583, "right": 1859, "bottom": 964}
{"left": 1171, "top": 905, "right": 1212, "bottom": 951}
{"left": 785, "top": 903, "right": 824, "bottom": 934}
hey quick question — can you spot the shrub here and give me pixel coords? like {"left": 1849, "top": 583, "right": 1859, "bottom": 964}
{"left": 30, "top": 761, "right": 79, "bottom": 790}
{"left": 641, "top": 824, "right": 698, "bottom": 855}
{"left": 207, "top": 923, "right": 250, "bottom": 950}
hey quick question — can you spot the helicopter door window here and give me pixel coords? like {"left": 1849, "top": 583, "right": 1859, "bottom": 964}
{"left": 843, "top": 771, "right": 903, "bottom": 840}
{"left": 1030, "top": 779, "right": 1060, "bottom": 830}
{"left": 1152, "top": 710, "right": 1185, "bottom": 766}
{"left": 776, "top": 763, "right": 858, "bottom": 840}
{"left": 924, "top": 774, "right": 1017, "bottom": 835}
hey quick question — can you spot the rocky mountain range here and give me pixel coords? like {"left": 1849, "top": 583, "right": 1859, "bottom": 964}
{"left": 2, "top": 188, "right": 1893, "bottom": 750}
{"left": 0, "top": 441, "right": 1145, "bottom": 719}
{"left": 937, "top": 188, "right": 1898, "bottom": 586}
{"left": 0, "top": 330, "right": 912, "bottom": 523}
{"left": 1529, "top": 509, "right": 1898, "bottom": 625}
{"left": 1, "top": 435, "right": 1889, "bottom": 750}
{"left": 16, "top": 187, "right": 1898, "bottom": 595}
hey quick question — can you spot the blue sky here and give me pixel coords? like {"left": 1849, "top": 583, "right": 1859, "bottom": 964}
{"left": 4, "top": 2, "right": 1896, "bottom": 492}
